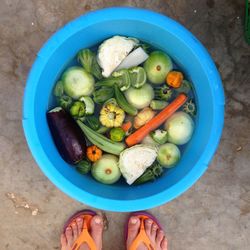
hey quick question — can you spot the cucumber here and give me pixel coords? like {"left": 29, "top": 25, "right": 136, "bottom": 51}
{"left": 114, "top": 85, "right": 138, "bottom": 116}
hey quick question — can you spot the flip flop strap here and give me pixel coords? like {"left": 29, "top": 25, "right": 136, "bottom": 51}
{"left": 70, "top": 220, "right": 97, "bottom": 250}
{"left": 129, "top": 218, "right": 156, "bottom": 250}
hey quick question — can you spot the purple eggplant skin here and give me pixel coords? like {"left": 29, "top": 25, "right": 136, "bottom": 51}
{"left": 47, "top": 107, "right": 86, "bottom": 164}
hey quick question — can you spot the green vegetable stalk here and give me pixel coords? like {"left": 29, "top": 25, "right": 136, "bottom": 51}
{"left": 150, "top": 100, "right": 168, "bottom": 110}
{"left": 154, "top": 86, "right": 173, "bottom": 101}
{"left": 76, "top": 160, "right": 92, "bottom": 174}
{"left": 85, "top": 116, "right": 101, "bottom": 130}
{"left": 114, "top": 85, "right": 138, "bottom": 116}
{"left": 76, "top": 120, "right": 125, "bottom": 155}
{"left": 54, "top": 81, "right": 64, "bottom": 97}
{"left": 58, "top": 95, "right": 73, "bottom": 110}
{"left": 70, "top": 101, "right": 85, "bottom": 118}
{"left": 77, "top": 49, "right": 102, "bottom": 80}
{"left": 110, "top": 127, "right": 125, "bottom": 142}
{"left": 134, "top": 162, "right": 164, "bottom": 185}
{"left": 175, "top": 80, "right": 192, "bottom": 94}
{"left": 93, "top": 87, "right": 114, "bottom": 104}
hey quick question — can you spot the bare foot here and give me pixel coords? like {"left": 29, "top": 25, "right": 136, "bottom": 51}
{"left": 126, "top": 216, "right": 168, "bottom": 250}
{"left": 61, "top": 215, "right": 103, "bottom": 250}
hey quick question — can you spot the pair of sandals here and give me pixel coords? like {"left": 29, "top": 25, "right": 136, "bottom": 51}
{"left": 63, "top": 209, "right": 162, "bottom": 250}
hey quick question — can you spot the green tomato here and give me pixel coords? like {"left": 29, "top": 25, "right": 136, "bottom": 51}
{"left": 125, "top": 83, "right": 154, "bottom": 109}
{"left": 62, "top": 66, "right": 95, "bottom": 99}
{"left": 91, "top": 154, "right": 121, "bottom": 184}
{"left": 164, "top": 111, "right": 194, "bottom": 145}
{"left": 144, "top": 51, "right": 173, "bottom": 84}
{"left": 157, "top": 143, "right": 180, "bottom": 168}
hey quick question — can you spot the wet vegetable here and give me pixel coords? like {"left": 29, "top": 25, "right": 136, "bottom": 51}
{"left": 62, "top": 66, "right": 95, "bottom": 99}
{"left": 182, "top": 99, "right": 196, "bottom": 116}
{"left": 119, "top": 144, "right": 158, "bottom": 185}
{"left": 116, "top": 47, "right": 149, "bottom": 71}
{"left": 125, "top": 83, "right": 154, "bottom": 109}
{"left": 85, "top": 116, "right": 101, "bottom": 130}
{"left": 76, "top": 160, "right": 92, "bottom": 174}
{"left": 157, "top": 143, "right": 181, "bottom": 167}
{"left": 110, "top": 127, "right": 126, "bottom": 142}
{"left": 47, "top": 107, "right": 86, "bottom": 164}
{"left": 134, "top": 107, "right": 156, "bottom": 129}
{"left": 54, "top": 81, "right": 64, "bottom": 97}
{"left": 166, "top": 71, "right": 184, "bottom": 88}
{"left": 129, "top": 66, "right": 147, "bottom": 88}
{"left": 70, "top": 101, "right": 86, "bottom": 119}
{"left": 87, "top": 145, "right": 103, "bottom": 162}
{"left": 114, "top": 85, "right": 138, "bottom": 116}
{"left": 112, "top": 69, "right": 131, "bottom": 91}
{"left": 93, "top": 87, "right": 114, "bottom": 104}
{"left": 77, "top": 120, "right": 125, "bottom": 155}
{"left": 99, "top": 100, "right": 125, "bottom": 128}
{"left": 91, "top": 154, "right": 121, "bottom": 184}
{"left": 164, "top": 111, "right": 194, "bottom": 145}
{"left": 97, "top": 36, "right": 138, "bottom": 77}
{"left": 150, "top": 100, "right": 168, "bottom": 110}
{"left": 79, "top": 96, "right": 95, "bottom": 115}
{"left": 175, "top": 80, "right": 192, "bottom": 94}
{"left": 144, "top": 51, "right": 173, "bottom": 84}
{"left": 134, "top": 162, "right": 164, "bottom": 185}
{"left": 58, "top": 95, "right": 73, "bottom": 110}
{"left": 77, "top": 49, "right": 102, "bottom": 80}
{"left": 150, "top": 129, "right": 168, "bottom": 144}
{"left": 154, "top": 86, "right": 173, "bottom": 101}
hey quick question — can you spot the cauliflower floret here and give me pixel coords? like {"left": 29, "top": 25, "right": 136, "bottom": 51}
{"left": 97, "top": 36, "right": 138, "bottom": 77}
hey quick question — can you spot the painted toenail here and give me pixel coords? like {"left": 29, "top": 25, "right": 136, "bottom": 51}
{"left": 77, "top": 218, "right": 82, "bottom": 222}
{"left": 147, "top": 220, "right": 153, "bottom": 224}
{"left": 66, "top": 227, "right": 71, "bottom": 231}
{"left": 94, "top": 217, "right": 101, "bottom": 224}
{"left": 131, "top": 218, "right": 137, "bottom": 224}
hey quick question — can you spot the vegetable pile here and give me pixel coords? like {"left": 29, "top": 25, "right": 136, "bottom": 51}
{"left": 47, "top": 35, "right": 196, "bottom": 185}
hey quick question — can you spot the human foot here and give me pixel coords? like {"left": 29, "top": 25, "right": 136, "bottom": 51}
{"left": 126, "top": 216, "right": 168, "bottom": 250}
{"left": 61, "top": 214, "right": 103, "bottom": 250}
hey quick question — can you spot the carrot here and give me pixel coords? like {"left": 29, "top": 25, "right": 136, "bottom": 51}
{"left": 125, "top": 93, "right": 188, "bottom": 147}
{"left": 121, "top": 121, "right": 132, "bottom": 132}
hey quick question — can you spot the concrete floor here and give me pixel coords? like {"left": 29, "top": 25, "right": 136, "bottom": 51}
{"left": 0, "top": 0, "right": 249, "bottom": 249}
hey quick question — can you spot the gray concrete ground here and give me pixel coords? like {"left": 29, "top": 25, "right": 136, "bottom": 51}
{"left": 0, "top": 0, "right": 249, "bottom": 249}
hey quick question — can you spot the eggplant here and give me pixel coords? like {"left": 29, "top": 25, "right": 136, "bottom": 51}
{"left": 47, "top": 107, "right": 86, "bottom": 164}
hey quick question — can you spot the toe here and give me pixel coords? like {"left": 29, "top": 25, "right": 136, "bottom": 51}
{"left": 65, "top": 227, "right": 74, "bottom": 246}
{"left": 156, "top": 229, "right": 164, "bottom": 245}
{"left": 71, "top": 222, "right": 78, "bottom": 242}
{"left": 90, "top": 215, "right": 103, "bottom": 249}
{"left": 144, "top": 219, "right": 153, "bottom": 237}
{"left": 151, "top": 223, "right": 158, "bottom": 240}
{"left": 161, "top": 237, "right": 168, "bottom": 250}
{"left": 76, "top": 217, "right": 83, "bottom": 233}
{"left": 126, "top": 216, "right": 140, "bottom": 248}
{"left": 60, "top": 234, "right": 67, "bottom": 247}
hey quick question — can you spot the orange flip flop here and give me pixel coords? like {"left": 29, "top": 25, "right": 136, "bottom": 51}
{"left": 125, "top": 211, "right": 163, "bottom": 250}
{"left": 63, "top": 210, "right": 97, "bottom": 250}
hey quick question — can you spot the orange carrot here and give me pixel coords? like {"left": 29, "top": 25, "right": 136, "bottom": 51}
{"left": 121, "top": 121, "right": 132, "bottom": 132}
{"left": 125, "top": 93, "right": 188, "bottom": 147}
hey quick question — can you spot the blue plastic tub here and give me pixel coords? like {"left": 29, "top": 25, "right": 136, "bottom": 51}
{"left": 22, "top": 7, "right": 225, "bottom": 212}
